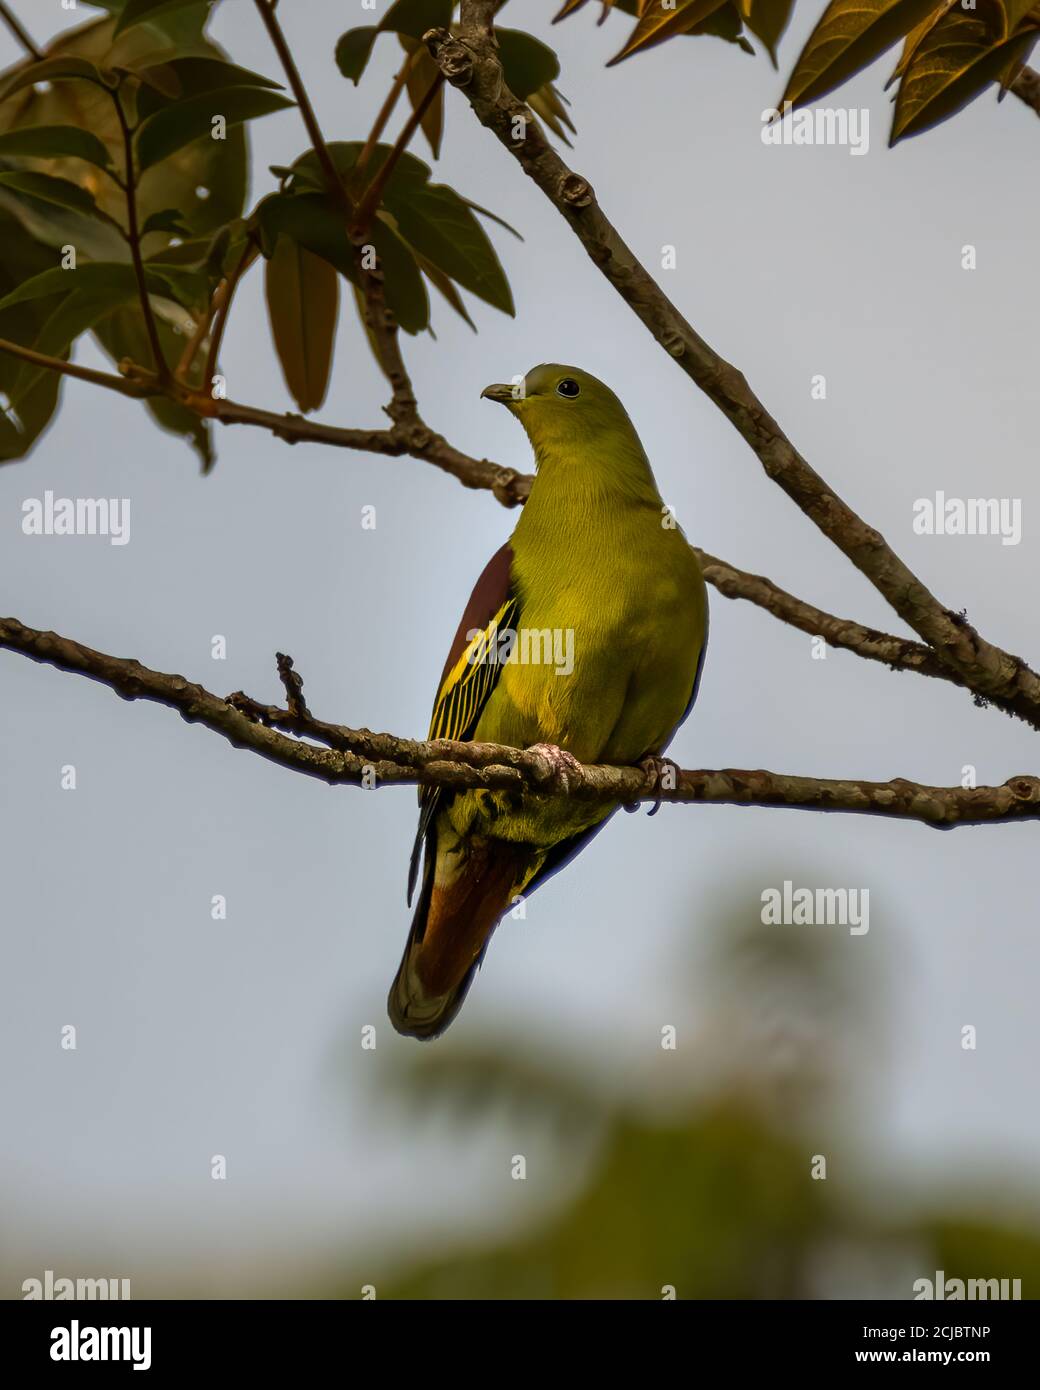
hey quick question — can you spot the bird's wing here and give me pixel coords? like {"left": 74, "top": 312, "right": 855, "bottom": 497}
{"left": 407, "top": 542, "right": 520, "bottom": 903}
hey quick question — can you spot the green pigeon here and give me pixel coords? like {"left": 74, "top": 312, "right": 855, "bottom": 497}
{"left": 389, "top": 364, "right": 708, "bottom": 1038}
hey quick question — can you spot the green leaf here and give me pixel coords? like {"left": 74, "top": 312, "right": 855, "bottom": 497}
{"left": 0, "top": 57, "right": 112, "bottom": 104}
{"left": 781, "top": 0, "right": 943, "bottom": 110}
{"left": 9, "top": 288, "right": 122, "bottom": 406}
{"left": 335, "top": 1, "right": 453, "bottom": 84}
{"left": 496, "top": 29, "right": 561, "bottom": 100}
{"left": 0, "top": 170, "right": 108, "bottom": 218}
{"left": 0, "top": 125, "right": 112, "bottom": 168}
{"left": 0, "top": 207, "right": 65, "bottom": 462}
{"left": 335, "top": 28, "right": 380, "bottom": 84}
{"left": 135, "top": 84, "right": 294, "bottom": 170}
{"left": 114, "top": 0, "right": 217, "bottom": 37}
{"left": 92, "top": 303, "right": 214, "bottom": 469}
{"left": 417, "top": 253, "right": 476, "bottom": 332}
{"left": 265, "top": 238, "right": 340, "bottom": 413}
{"left": 140, "top": 207, "right": 192, "bottom": 237}
{"left": 386, "top": 183, "right": 513, "bottom": 315}
{"left": 378, "top": 0, "right": 453, "bottom": 41}
{"left": 0, "top": 261, "right": 193, "bottom": 312}
{"left": 132, "top": 55, "right": 284, "bottom": 120}
{"left": 0, "top": 12, "right": 248, "bottom": 247}
{"left": 290, "top": 144, "right": 514, "bottom": 316}
{"left": 257, "top": 190, "right": 429, "bottom": 334}
{"left": 891, "top": 0, "right": 1037, "bottom": 143}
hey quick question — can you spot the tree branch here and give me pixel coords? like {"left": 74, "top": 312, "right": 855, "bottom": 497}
{"left": 427, "top": 4, "right": 1040, "bottom": 732}
{"left": 2, "top": 615, "right": 1037, "bottom": 828}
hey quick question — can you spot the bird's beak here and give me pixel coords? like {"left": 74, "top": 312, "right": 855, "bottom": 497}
{"left": 480, "top": 382, "right": 518, "bottom": 406}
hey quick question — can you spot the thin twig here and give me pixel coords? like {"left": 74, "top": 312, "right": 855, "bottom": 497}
{"left": 251, "top": 0, "right": 349, "bottom": 209}
{"left": 0, "top": 1, "right": 41, "bottom": 61}
{"left": 351, "top": 73, "right": 445, "bottom": 235}
{"left": 112, "top": 90, "right": 168, "bottom": 382}
{"left": 354, "top": 49, "right": 417, "bottom": 184}
{"left": 203, "top": 236, "right": 259, "bottom": 387}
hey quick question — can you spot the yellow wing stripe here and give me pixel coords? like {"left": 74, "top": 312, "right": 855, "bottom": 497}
{"left": 427, "top": 595, "right": 519, "bottom": 744}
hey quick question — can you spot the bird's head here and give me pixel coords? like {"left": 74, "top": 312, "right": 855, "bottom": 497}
{"left": 481, "top": 364, "right": 640, "bottom": 461}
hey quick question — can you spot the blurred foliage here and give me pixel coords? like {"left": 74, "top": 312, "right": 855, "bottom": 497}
{"left": 326, "top": 888, "right": 1040, "bottom": 1300}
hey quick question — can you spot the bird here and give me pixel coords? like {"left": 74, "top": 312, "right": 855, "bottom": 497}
{"left": 388, "top": 364, "right": 708, "bottom": 1039}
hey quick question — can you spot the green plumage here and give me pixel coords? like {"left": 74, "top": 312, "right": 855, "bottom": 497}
{"left": 390, "top": 364, "right": 708, "bottom": 1038}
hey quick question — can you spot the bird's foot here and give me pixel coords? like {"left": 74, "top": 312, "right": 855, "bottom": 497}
{"left": 527, "top": 742, "right": 582, "bottom": 794}
{"left": 625, "top": 755, "right": 679, "bottom": 817}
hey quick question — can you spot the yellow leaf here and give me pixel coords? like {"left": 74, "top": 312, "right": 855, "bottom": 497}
{"left": 781, "top": 0, "right": 942, "bottom": 110}
{"left": 607, "top": 0, "right": 731, "bottom": 66}
{"left": 891, "top": 0, "right": 1037, "bottom": 142}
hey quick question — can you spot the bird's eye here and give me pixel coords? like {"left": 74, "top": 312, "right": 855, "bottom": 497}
{"left": 556, "top": 378, "right": 580, "bottom": 398}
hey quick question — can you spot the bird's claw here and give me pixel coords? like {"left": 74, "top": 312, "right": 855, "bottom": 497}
{"left": 637, "top": 755, "right": 679, "bottom": 817}
{"left": 527, "top": 742, "right": 582, "bottom": 793}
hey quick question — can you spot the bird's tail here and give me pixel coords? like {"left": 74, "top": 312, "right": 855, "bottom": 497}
{"left": 388, "top": 829, "right": 527, "bottom": 1040}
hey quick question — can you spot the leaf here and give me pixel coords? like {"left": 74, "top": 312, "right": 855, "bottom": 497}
{"left": 9, "top": 288, "right": 122, "bottom": 406}
{"left": 1003, "top": 1, "right": 1040, "bottom": 32}
{"left": 528, "top": 85, "right": 576, "bottom": 143}
{"left": 0, "top": 56, "right": 114, "bottom": 106}
{"left": 335, "top": 0, "right": 454, "bottom": 85}
{"left": 131, "top": 55, "right": 284, "bottom": 118}
{"left": 135, "top": 84, "right": 294, "bottom": 170}
{"left": 0, "top": 170, "right": 108, "bottom": 218}
{"left": 0, "top": 260, "right": 196, "bottom": 312}
{"left": 0, "top": 125, "right": 112, "bottom": 168}
{"left": 0, "top": 207, "right": 65, "bottom": 461}
{"left": 781, "top": 0, "right": 943, "bottom": 110}
{"left": 891, "top": 0, "right": 1039, "bottom": 142}
{"left": 140, "top": 207, "right": 192, "bottom": 237}
{"left": 265, "top": 238, "right": 340, "bottom": 413}
{"left": 92, "top": 304, "right": 214, "bottom": 469}
{"left": 416, "top": 252, "right": 476, "bottom": 331}
{"left": 335, "top": 28, "right": 380, "bottom": 85}
{"left": 0, "top": 12, "right": 249, "bottom": 248}
{"left": 744, "top": 0, "right": 795, "bottom": 64}
{"left": 607, "top": 0, "right": 731, "bottom": 65}
{"left": 400, "top": 38, "right": 445, "bottom": 158}
{"left": 887, "top": 2, "right": 956, "bottom": 89}
{"left": 386, "top": 182, "right": 514, "bottom": 315}
{"left": 290, "top": 144, "right": 514, "bottom": 316}
{"left": 377, "top": 0, "right": 454, "bottom": 40}
{"left": 496, "top": 29, "right": 561, "bottom": 99}
{"left": 257, "top": 190, "right": 429, "bottom": 334}
{"left": 114, "top": 0, "right": 217, "bottom": 37}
